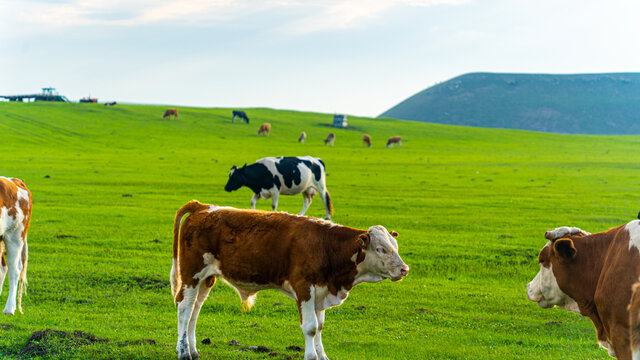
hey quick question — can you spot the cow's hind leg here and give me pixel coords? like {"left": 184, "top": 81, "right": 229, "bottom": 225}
{"left": 0, "top": 242, "right": 7, "bottom": 297}
{"left": 271, "top": 193, "right": 279, "bottom": 212}
{"left": 250, "top": 193, "right": 259, "bottom": 209}
{"left": 187, "top": 277, "right": 215, "bottom": 359}
{"left": 298, "top": 292, "right": 318, "bottom": 360}
{"left": 299, "top": 191, "right": 314, "bottom": 216}
{"left": 176, "top": 285, "right": 198, "bottom": 360}
{"left": 2, "top": 232, "right": 23, "bottom": 315}
{"left": 314, "top": 310, "right": 328, "bottom": 360}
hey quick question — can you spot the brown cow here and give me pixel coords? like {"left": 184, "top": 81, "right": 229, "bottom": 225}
{"left": 258, "top": 123, "right": 271, "bottom": 136}
{"left": 363, "top": 134, "right": 371, "bottom": 147}
{"left": 386, "top": 136, "right": 402, "bottom": 148}
{"left": 0, "top": 177, "right": 32, "bottom": 315}
{"left": 324, "top": 133, "right": 335, "bottom": 147}
{"left": 298, "top": 131, "right": 307, "bottom": 143}
{"left": 527, "top": 223, "right": 640, "bottom": 359}
{"left": 171, "top": 201, "right": 409, "bottom": 360}
{"left": 163, "top": 108, "right": 179, "bottom": 120}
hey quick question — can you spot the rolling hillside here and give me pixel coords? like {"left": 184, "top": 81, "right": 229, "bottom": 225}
{"left": 380, "top": 72, "right": 640, "bottom": 134}
{"left": 0, "top": 102, "right": 635, "bottom": 359}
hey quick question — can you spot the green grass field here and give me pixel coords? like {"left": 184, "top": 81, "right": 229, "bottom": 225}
{"left": 0, "top": 101, "right": 635, "bottom": 359}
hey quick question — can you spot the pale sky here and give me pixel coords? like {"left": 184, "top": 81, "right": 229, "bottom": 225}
{"left": 1, "top": 0, "right": 639, "bottom": 117}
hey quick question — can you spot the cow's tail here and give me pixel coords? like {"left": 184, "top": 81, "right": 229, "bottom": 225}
{"left": 171, "top": 200, "right": 208, "bottom": 304}
{"left": 325, "top": 191, "right": 334, "bottom": 217}
{"left": 17, "top": 238, "right": 28, "bottom": 314}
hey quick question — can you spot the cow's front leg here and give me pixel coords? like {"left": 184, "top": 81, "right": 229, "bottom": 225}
{"left": 298, "top": 292, "right": 318, "bottom": 360}
{"left": 314, "top": 309, "right": 328, "bottom": 360}
{"left": 250, "top": 193, "right": 259, "bottom": 209}
{"left": 3, "top": 236, "right": 23, "bottom": 315}
{"left": 271, "top": 193, "right": 279, "bottom": 212}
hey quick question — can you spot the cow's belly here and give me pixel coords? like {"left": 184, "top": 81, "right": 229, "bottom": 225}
{"left": 222, "top": 278, "right": 276, "bottom": 292}
{"left": 279, "top": 179, "right": 315, "bottom": 195}
{"left": 314, "top": 285, "right": 349, "bottom": 311}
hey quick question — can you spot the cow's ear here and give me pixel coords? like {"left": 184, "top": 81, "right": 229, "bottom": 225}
{"left": 554, "top": 238, "right": 577, "bottom": 260}
{"left": 390, "top": 230, "right": 399, "bottom": 238}
{"left": 358, "top": 234, "right": 370, "bottom": 249}
{"left": 231, "top": 165, "right": 237, "bottom": 171}
{"left": 242, "top": 163, "right": 247, "bottom": 169}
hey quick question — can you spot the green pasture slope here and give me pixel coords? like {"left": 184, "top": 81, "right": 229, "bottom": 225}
{"left": 0, "top": 102, "right": 636, "bottom": 359}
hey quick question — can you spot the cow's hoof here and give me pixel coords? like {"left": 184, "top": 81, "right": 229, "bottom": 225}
{"left": 178, "top": 354, "right": 191, "bottom": 360}
{"left": 2, "top": 310, "right": 15, "bottom": 316}
{"left": 190, "top": 352, "right": 200, "bottom": 359}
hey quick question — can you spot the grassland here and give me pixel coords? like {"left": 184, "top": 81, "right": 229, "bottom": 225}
{"left": 0, "top": 101, "right": 636, "bottom": 359}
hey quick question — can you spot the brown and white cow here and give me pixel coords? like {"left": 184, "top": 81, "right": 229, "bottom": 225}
{"left": 0, "top": 177, "right": 32, "bottom": 315}
{"left": 527, "top": 223, "right": 640, "bottom": 359}
{"left": 171, "top": 201, "right": 409, "bottom": 360}
{"left": 324, "top": 133, "right": 335, "bottom": 147}
{"left": 163, "top": 108, "right": 179, "bottom": 120}
{"left": 258, "top": 123, "right": 271, "bottom": 136}
{"left": 386, "top": 136, "right": 402, "bottom": 148}
{"left": 363, "top": 134, "right": 371, "bottom": 147}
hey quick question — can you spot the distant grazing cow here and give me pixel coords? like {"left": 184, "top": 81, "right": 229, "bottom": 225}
{"left": 386, "top": 136, "right": 402, "bottom": 148}
{"left": 630, "top": 279, "right": 640, "bottom": 360}
{"left": 298, "top": 131, "right": 307, "bottom": 143}
{"left": 171, "top": 200, "right": 409, "bottom": 360}
{"left": 163, "top": 108, "right": 179, "bottom": 120}
{"left": 324, "top": 133, "right": 335, "bottom": 146}
{"left": 104, "top": 101, "right": 117, "bottom": 106}
{"left": 257, "top": 123, "right": 271, "bottom": 136}
{"left": 232, "top": 110, "right": 249, "bottom": 124}
{"left": 224, "top": 156, "right": 333, "bottom": 219}
{"left": 527, "top": 223, "right": 640, "bottom": 359}
{"left": 0, "top": 177, "right": 32, "bottom": 315}
{"left": 363, "top": 134, "right": 371, "bottom": 147}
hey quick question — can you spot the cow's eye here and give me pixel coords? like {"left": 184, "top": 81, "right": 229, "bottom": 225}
{"left": 376, "top": 247, "right": 386, "bottom": 254}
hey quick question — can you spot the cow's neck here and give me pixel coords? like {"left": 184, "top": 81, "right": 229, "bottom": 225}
{"left": 243, "top": 165, "right": 268, "bottom": 194}
{"left": 568, "top": 233, "right": 614, "bottom": 317}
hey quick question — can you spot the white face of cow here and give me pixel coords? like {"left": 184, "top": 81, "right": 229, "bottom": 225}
{"left": 360, "top": 225, "right": 409, "bottom": 282}
{"left": 526, "top": 241, "right": 580, "bottom": 313}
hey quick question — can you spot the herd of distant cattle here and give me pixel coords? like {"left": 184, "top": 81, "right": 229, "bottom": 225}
{"left": 5, "top": 107, "right": 640, "bottom": 360}
{"left": 164, "top": 108, "right": 403, "bottom": 148}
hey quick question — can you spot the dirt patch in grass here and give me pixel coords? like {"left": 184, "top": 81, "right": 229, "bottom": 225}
{"left": 21, "top": 329, "right": 107, "bottom": 357}
{"left": 20, "top": 329, "right": 156, "bottom": 357}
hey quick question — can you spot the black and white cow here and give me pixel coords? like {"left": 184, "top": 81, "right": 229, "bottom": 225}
{"left": 232, "top": 110, "right": 250, "bottom": 124}
{"left": 224, "top": 156, "right": 334, "bottom": 219}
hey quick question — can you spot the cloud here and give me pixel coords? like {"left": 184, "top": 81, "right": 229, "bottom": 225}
{"left": 1, "top": 0, "right": 468, "bottom": 31}
{"left": 276, "top": 0, "right": 470, "bottom": 34}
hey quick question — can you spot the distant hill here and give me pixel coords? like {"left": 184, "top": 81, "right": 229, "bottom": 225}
{"left": 379, "top": 72, "right": 640, "bottom": 134}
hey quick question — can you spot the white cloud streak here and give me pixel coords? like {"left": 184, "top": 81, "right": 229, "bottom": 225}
{"left": 1, "top": 0, "right": 468, "bottom": 32}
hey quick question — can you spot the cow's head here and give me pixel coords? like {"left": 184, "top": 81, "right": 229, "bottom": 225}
{"left": 224, "top": 164, "right": 246, "bottom": 192}
{"left": 526, "top": 237, "right": 580, "bottom": 313}
{"left": 358, "top": 226, "right": 409, "bottom": 282}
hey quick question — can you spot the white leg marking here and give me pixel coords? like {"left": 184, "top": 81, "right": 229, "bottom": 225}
{"left": 188, "top": 281, "right": 212, "bottom": 359}
{"left": 299, "top": 193, "right": 312, "bottom": 216}
{"left": 251, "top": 194, "right": 259, "bottom": 209}
{"left": 3, "top": 233, "right": 23, "bottom": 315}
{"left": 300, "top": 287, "right": 318, "bottom": 360}
{"left": 176, "top": 286, "right": 198, "bottom": 360}
{"left": 271, "top": 193, "right": 279, "bottom": 212}
{"left": 314, "top": 310, "right": 328, "bottom": 360}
